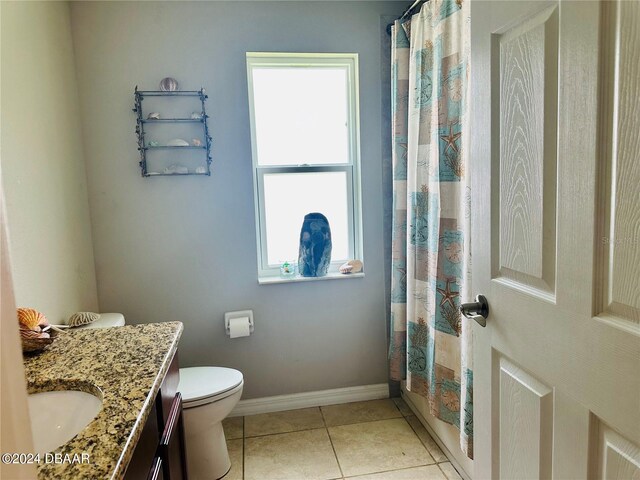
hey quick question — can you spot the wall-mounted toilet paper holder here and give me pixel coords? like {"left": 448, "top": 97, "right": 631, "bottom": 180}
{"left": 224, "top": 310, "right": 254, "bottom": 337}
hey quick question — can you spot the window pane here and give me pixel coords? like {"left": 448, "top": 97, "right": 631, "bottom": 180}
{"left": 252, "top": 67, "right": 350, "bottom": 166}
{"left": 263, "top": 172, "right": 350, "bottom": 266}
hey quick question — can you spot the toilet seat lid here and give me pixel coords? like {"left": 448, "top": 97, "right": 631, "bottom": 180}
{"left": 179, "top": 367, "right": 243, "bottom": 403}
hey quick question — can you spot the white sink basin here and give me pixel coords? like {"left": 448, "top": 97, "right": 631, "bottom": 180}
{"left": 27, "top": 390, "right": 102, "bottom": 454}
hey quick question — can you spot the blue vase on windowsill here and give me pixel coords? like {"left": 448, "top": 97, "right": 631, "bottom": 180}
{"left": 298, "top": 213, "right": 332, "bottom": 277}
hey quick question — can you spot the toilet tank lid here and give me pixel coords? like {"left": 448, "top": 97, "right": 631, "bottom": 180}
{"left": 178, "top": 367, "right": 243, "bottom": 403}
{"left": 74, "top": 312, "right": 125, "bottom": 329}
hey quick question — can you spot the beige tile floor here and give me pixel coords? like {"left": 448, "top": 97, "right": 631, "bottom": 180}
{"left": 220, "top": 398, "right": 463, "bottom": 480}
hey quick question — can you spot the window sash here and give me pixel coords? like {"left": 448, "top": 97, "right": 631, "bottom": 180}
{"left": 247, "top": 55, "right": 359, "bottom": 169}
{"left": 250, "top": 65, "right": 352, "bottom": 167}
{"left": 256, "top": 165, "right": 356, "bottom": 274}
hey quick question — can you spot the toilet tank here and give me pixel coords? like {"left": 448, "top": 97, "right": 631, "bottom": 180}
{"left": 75, "top": 313, "right": 125, "bottom": 329}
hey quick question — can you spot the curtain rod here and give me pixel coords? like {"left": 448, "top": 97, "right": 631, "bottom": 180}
{"left": 386, "top": 0, "right": 428, "bottom": 35}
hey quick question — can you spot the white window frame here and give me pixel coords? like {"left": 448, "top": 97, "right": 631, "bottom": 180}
{"left": 246, "top": 52, "right": 363, "bottom": 281}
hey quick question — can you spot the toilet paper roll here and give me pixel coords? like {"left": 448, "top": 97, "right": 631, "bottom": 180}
{"left": 228, "top": 317, "right": 251, "bottom": 338}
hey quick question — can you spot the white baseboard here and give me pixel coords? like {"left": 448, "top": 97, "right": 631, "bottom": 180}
{"left": 230, "top": 383, "right": 389, "bottom": 417}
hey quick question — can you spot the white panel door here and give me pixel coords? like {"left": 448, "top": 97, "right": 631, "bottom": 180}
{"left": 470, "top": 1, "right": 640, "bottom": 478}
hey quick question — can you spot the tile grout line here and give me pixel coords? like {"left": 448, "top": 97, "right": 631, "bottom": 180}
{"left": 306, "top": 412, "right": 400, "bottom": 429}
{"left": 341, "top": 461, "right": 445, "bottom": 479}
{"left": 320, "top": 406, "right": 345, "bottom": 479}
{"left": 241, "top": 416, "right": 246, "bottom": 480}
{"left": 404, "top": 416, "right": 440, "bottom": 465}
{"left": 437, "top": 460, "right": 462, "bottom": 479}
{"left": 396, "top": 415, "right": 440, "bottom": 466}
{"left": 242, "top": 425, "right": 326, "bottom": 440}
{"left": 241, "top": 415, "right": 405, "bottom": 438}
{"left": 400, "top": 394, "right": 461, "bottom": 468}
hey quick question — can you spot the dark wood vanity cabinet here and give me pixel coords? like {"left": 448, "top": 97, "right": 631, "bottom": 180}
{"left": 124, "top": 352, "right": 188, "bottom": 480}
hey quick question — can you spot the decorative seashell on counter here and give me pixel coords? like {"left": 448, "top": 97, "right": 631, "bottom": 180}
{"left": 195, "top": 166, "right": 207, "bottom": 174}
{"left": 190, "top": 112, "right": 203, "bottom": 120}
{"left": 191, "top": 139, "right": 202, "bottom": 146}
{"left": 166, "top": 138, "right": 190, "bottom": 147}
{"left": 339, "top": 259, "right": 363, "bottom": 274}
{"left": 68, "top": 312, "right": 100, "bottom": 327}
{"left": 159, "top": 77, "right": 179, "bottom": 92}
{"left": 17, "top": 307, "right": 59, "bottom": 353}
{"left": 147, "top": 112, "right": 161, "bottom": 120}
{"left": 18, "top": 307, "right": 48, "bottom": 331}
{"left": 20, "top": 327, "right": 57, "bottom": 353}
{"left": 20, "top": 327, "right": 48, "bottom": 339}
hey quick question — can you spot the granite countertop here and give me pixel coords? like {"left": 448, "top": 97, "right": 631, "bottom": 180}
{"left": 23, "top": 321, "right": 183, "bottom": 480}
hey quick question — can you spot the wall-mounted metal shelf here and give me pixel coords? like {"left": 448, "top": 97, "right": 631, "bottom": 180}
{"left": 141, "top": 118, "right": 205, "bottom": 124}
{"left": 133, "top": 86, "right": 213, "bottom": 177}
{"left": 147, "top": 172, "right": 210, "bottom": 177}
{"left": 136, "top": 90, "right": 205, "bottom": 97}
{"left": 143, "top": 146, "right": 208, "bottom": 151}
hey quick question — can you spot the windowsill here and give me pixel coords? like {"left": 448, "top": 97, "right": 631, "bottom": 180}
{"left": 258, "top": 271, "right": 365, "bottom": 285}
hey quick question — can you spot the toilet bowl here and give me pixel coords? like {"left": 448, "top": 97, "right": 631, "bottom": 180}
{"left": 178, "top": 367, "right": 243, "bottom": 480}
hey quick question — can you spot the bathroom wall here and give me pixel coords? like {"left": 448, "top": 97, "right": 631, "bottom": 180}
{"left": 1, "top": 1, "right": 98, "bottom": 323}
{"left": 70, "top": 1, "right": 404, "bottom": 399}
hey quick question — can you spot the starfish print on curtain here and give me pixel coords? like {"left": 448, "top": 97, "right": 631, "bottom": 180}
{"left": 440, "top": 123, "right": 462, "bottom": 154}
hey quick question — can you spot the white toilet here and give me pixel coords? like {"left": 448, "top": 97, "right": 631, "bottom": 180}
{"left": 178, "top": 367, "right": 244, "bottom": 480}
{"left": 85, "top": 314, "right": 243, "bottom": 479}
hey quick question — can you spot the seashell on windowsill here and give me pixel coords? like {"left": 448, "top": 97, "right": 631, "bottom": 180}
{"left": 191, "top": 138, "right": 202, "bottom": 146}
{"left": 147, "top": 112, "right": 161, "bottom": 120}
{"left": 339, "top": 259, "right": 363, "bottom": 274}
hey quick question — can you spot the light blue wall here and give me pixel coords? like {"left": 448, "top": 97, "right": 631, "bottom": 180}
{"left": 1, "top": 1, "right": 99, "bottom": 323}
{"left": 70, "top": 1, "right": 403, "bottom": 398}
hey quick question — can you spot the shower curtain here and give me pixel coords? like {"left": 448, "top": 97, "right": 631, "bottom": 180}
{"left": 388, "top": 0, "right": 472, "bottom": 458}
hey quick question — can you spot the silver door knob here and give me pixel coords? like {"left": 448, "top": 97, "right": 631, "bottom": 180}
{"left": 460, "top": 295, "right": 489, "bottom": 327}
